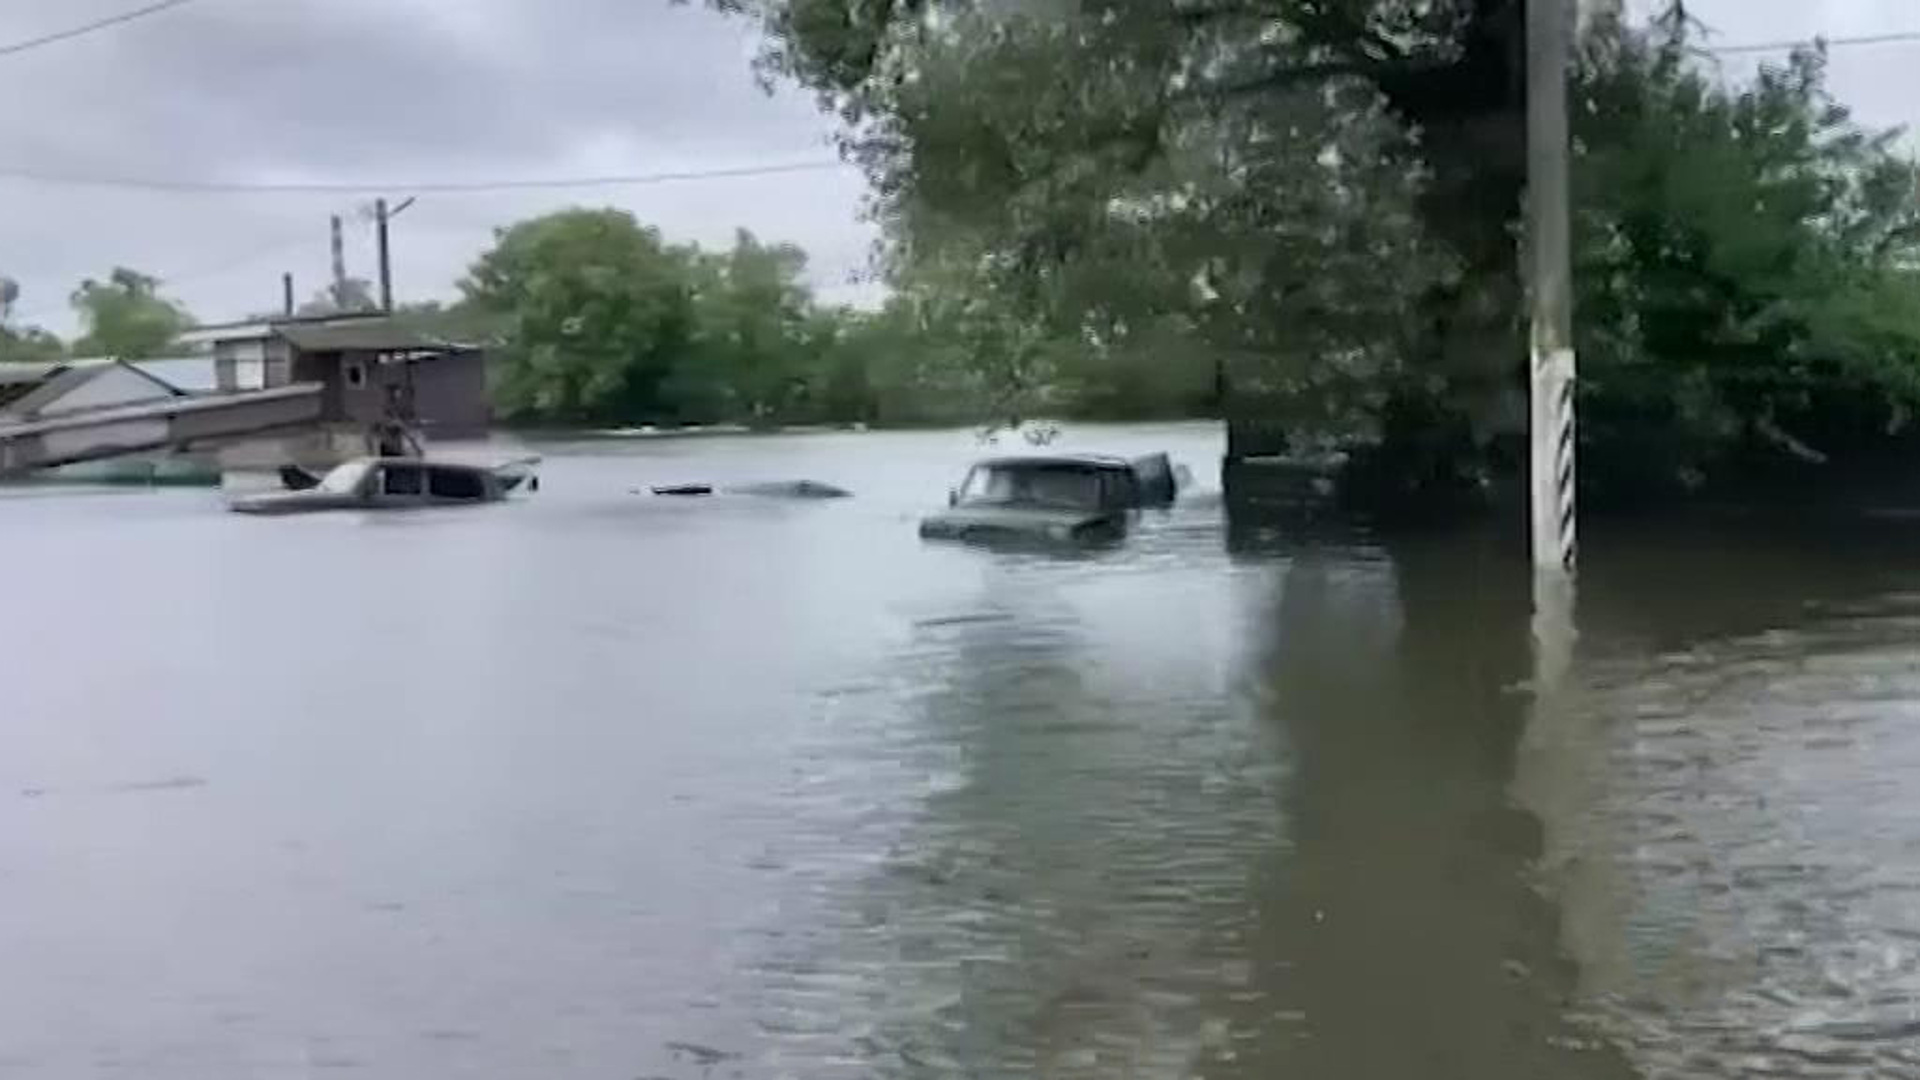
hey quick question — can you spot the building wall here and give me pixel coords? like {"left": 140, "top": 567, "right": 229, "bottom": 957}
{"left": 264, "top": 338, "right": 293, "bottom": 388}
{"left": 409, "top": 351, "right": 490, "bottom": 438}
{"left": 214, "top": 339, "right": 267, "bottom": 391}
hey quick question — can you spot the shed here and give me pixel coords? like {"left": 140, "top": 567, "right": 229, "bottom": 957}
{"left": 0, "top": 360, "right": 184, "bottom": 419}
{"left": 188, "top": 314, "right": 489, "bottom": 440}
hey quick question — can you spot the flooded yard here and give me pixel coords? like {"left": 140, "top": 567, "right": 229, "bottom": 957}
{"left": 3, "top": 424, "right": 1919, "bottom": 1078}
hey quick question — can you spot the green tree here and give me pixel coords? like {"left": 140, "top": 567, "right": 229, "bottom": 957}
{"left": 0, "top": 276, "right": 66, "bottom": 362}
{"left": 725, "top": 0, "right": 1920, "bottom": 505}
{"left": 461, "top": 208, "right": 695, "bottom": 423}
{"left": 673, "top": 229, "right": 817, "bottom": 422}
{"left": 1571, "top": 22, "right": 1920, "bottom": 504}
{"left": 0, "top": 325, "right": 66, "bottom": 363}
{"left": 718, "top": 0, "right": 1522, "bottom": 451}
{"left": 69, "top": 268, "right": 191, "bottom": 359}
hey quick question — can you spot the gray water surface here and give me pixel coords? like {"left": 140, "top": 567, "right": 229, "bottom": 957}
{"left": 4, "top": 424, "right": 1920, "bottom": 1078}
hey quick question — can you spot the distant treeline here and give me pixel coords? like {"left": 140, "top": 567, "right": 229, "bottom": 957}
{"left": 0, "top": 212, "right": 1218, "bottom": 431}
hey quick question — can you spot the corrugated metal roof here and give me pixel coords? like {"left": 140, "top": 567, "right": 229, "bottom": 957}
{"left": 275, "top": 320, "right": 458, "bottom": 354}
{"left": 0, "top": 362, "right": 65, "bottom": 385}
{"left": 134, "top": 357, "right": 218, "bottom": 393}
{"left": 6, "top": 360, "right": 183, "bottom": 417}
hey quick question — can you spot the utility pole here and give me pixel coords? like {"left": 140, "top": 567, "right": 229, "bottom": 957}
{"left": 329, "top": 214, "right": 347, "bottom": 310}
{"left": 375, "top": 198, "right": 392, "bottom": 313}
{"left": 374, "top": 196, "right": 415, "bottom": 314}
{"left": 281, "top": 272, "right": 294, "bottom": 318}
{"left": 1527, "top": 0, "right": 1576, "bottom": 575}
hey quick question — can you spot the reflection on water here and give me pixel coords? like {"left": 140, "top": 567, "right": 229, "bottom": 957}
{"left": 3, "top": 428, "right": 1920, "bottom": 1077}
{"left": 1535, "top": 527, "right": 1920, "bottom": 1078}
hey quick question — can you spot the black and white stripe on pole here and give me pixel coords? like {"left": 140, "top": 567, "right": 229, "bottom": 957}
{"left": 1533, "top": 347, "right": 1577, "bottom": 572}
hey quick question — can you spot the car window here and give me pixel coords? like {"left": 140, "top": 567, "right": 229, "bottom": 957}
{"left": 381, "top": 465, "right": 423, "bottom": 496}
{"left": 317, "top": 460, "right": 372, "bottom": 495}
{"left": 427, "top": 467, "right": 488, "bottom": 501}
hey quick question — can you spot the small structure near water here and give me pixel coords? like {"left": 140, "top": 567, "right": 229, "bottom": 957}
{"left": 0, "top": 358, "right": 241, "bottom": 484}
{"left": 181, "top": 313, "right": 490, "bottom": 474}
{"left": 0, "top": 314, "right": 489, "bottom": 483}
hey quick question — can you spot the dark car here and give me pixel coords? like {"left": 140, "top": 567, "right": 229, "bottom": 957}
{"left": 918, "top": 453, "right": 1178, "bottom": 544}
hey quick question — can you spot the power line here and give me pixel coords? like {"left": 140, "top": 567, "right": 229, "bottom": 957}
{"left": 0, "top": 159, "right": 847, "bottom": 196}
{"left": 1706, "top": 30, "right": 1920, "bottom": 56}
{"left": 0, "top": 0, "right": 199, "bottom": 60}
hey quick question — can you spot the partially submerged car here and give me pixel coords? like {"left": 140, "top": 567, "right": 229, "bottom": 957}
{"left": 648, "top": 479, "right": 852, "bottom": 499}
{"left": 228, "top": 457, "right": 536, "bottom": 515}
{"left": 918, "top": 453, "right": 1178, "bottom": 544}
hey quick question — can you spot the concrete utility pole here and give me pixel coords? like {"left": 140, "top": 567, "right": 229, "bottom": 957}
{"left": 374, "top": 197, "right": 415, "bottom": 313}
{"left": 329, "top": 214, "right": 348, "bottom": 309}
{"left": 375, "top": 198, "right": 392, "bottom": 313}
{"left": 281, "top": 272, "right": 294, "bottom": 318}
{"left": 1527, "top": 0, "right": 1577, "bottom": 575}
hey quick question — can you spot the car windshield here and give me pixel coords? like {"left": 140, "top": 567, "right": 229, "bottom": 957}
{"left": 317, "top": 460, "right": 374, "bottom": 495}
{"left": 959, "top": 464, "right": 1103, "bottom": 510}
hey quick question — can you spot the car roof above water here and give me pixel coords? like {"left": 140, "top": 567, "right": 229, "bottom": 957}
{"left": 353, "top": 456, "right": 491, "bottom": 474}
{"left": 971, "top": 454, "right": 1133, "bottom": 472}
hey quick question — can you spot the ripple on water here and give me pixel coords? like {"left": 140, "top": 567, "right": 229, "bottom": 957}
{"left": 1561, "top": 609, "right": 1920, "bottom": 1078}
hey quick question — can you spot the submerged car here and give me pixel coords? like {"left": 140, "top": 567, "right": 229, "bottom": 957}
{"left": 918, "top": 453, "right": 1178, "bottom": 544}
{"left": 228, "top": 457, "right": 536, "bottom": 515}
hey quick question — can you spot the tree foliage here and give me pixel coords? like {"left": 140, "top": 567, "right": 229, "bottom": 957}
{"left": 459, "top": 208, "right": 1035, "bottom": 428}
{"left": 0, "top": 275, "right": 65, "bottom": 363}
{"left": 461, "top": 208, "right": 696, "bottom": 423}
{"left": 69, "top": 267, "right": 191, "bottom": 359}
{"left": 1572, "top": 20, "right": 1920, "bottom": 503}
{"left": 720, "top": 0, "right": 1920, "bottom": 503}
{"left": 719, "top": 0, "right": 1524, "bottom": 445}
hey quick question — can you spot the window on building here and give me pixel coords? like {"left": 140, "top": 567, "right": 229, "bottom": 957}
{"left": 346, "top": 362, "right": 366, "bottom": 388}
{"left": 381, "top": 465, "right": 423, "bottom": 496}
{"left": 426, "top": 467, "right": 487, "bottom": 501}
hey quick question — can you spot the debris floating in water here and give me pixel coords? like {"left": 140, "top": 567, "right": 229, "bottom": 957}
{"left": 646, "top": 480, "right": 851, "bottom": 499}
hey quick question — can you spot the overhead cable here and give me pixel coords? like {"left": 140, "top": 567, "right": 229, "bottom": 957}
{"left": 0, "top": 0, "right": 200, "bottom": 60}
{"left": 0, "top": 159, "right": 848, "bottom": 196}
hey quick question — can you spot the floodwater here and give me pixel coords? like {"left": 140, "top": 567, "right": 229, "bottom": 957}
{"left": 3, "top": 423, "right": 1920, "bottom": 1078}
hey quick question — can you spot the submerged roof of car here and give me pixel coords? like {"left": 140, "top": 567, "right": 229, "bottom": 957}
{"left": 350, "top": 456, "right": 493, "bottom": 473}
{"left": 972, "top": 454, "right": 1134, "bottom": 471}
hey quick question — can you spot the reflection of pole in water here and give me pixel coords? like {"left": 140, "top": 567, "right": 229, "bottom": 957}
{"left": 1532, "top": 569, "right": 1576, "bottom": 692}
{"left": 1517, "top": 563, "right": 1634, "bottom": 1002}
{"left": 1202, "top": 535, "right": 1634, "bottom": 1080}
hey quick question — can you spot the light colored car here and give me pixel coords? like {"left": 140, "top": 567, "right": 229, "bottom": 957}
{"left": 228, "top": 457, "right": 536, "bottom": 515}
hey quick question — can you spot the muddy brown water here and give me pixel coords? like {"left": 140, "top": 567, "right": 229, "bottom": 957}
{"left": 3, "top": 423, "right": 1920, "bottom": 1078}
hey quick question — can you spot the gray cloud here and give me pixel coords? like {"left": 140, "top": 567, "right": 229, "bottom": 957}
{"left": 0, "top": 0, "right": 874, "bottom": 334}
{"left": 1, "top": 0, "right": 1914, "bottom": 336}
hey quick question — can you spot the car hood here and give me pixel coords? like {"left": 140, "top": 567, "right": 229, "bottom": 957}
{"left": 919, "top": 503, "right": 1109, "bottom": 538}
{"left": 228, "top": 491, "right": 363, "bottom": 515}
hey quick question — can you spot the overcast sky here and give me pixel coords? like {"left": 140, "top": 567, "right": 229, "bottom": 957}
{"left": 0, "top": 0, "right": 873, "bottom": 336}
{"left": 0, "top": 0, "right": 1916, "bottom": 337}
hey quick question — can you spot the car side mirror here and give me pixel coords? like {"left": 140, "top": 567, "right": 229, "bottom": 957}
{"left": 948, "top": 488, "right": 959, "bottom": 507}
